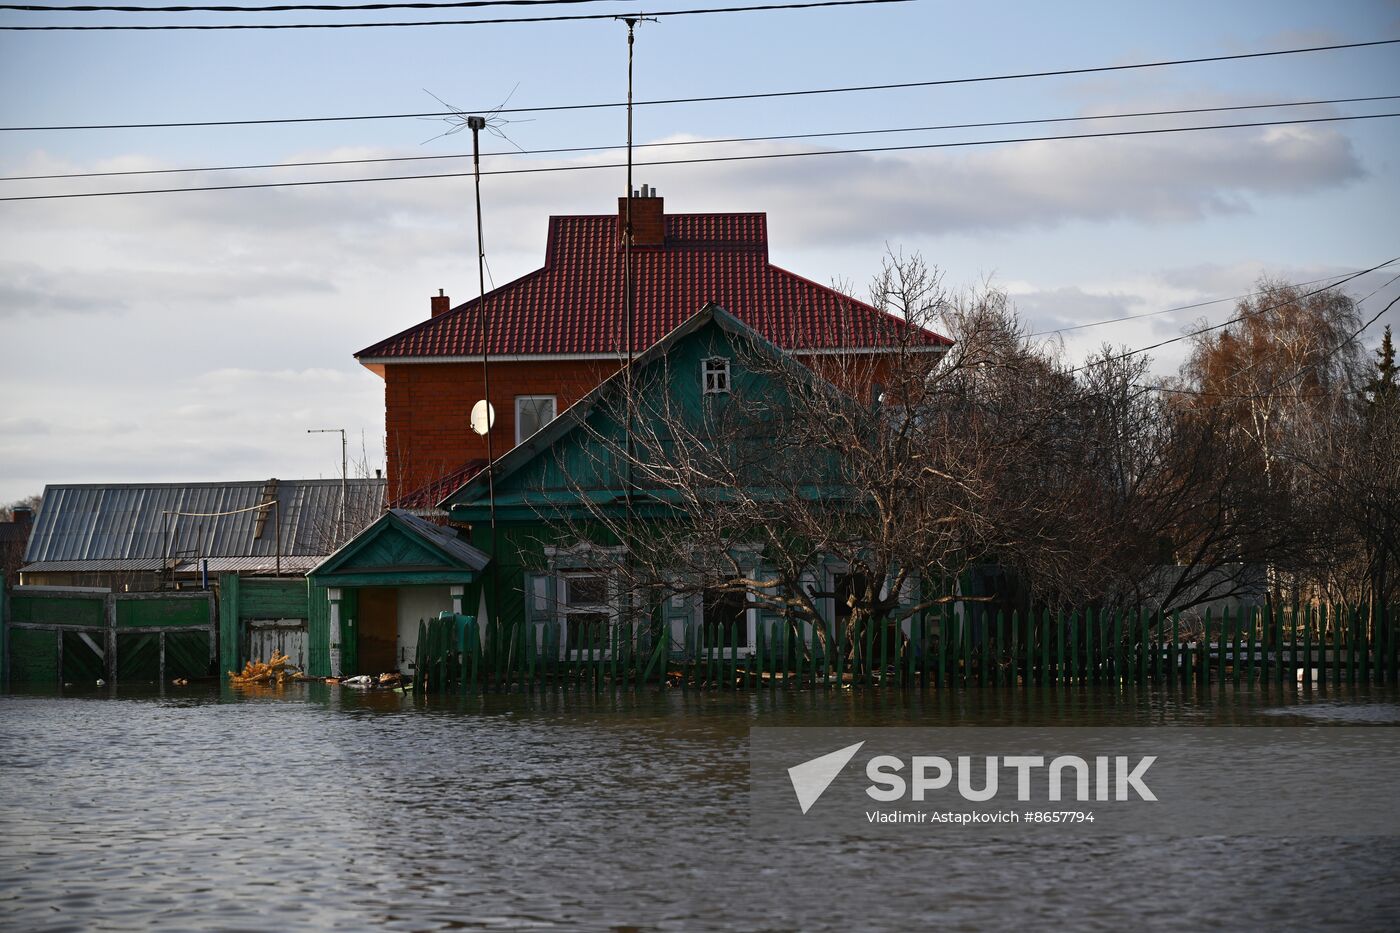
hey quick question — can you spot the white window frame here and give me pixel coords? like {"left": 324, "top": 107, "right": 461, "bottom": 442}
{"left": 692, "top": 583, "right": 758, "bottom": 658}
{"left": 702, "top": 357, "right": 731, "bottom": 395}
{"left": 514, "top": 395, "right": 557, "bottom": 446}
{"left": 541, "top": 544, "right": 626, "bottom": 659}
{"left": 557, "top": 569, "right": 618, "bottom": 659}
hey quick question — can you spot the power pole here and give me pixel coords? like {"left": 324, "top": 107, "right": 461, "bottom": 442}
{"left": 307, "top": 428, "right": 347, "bottom": 535}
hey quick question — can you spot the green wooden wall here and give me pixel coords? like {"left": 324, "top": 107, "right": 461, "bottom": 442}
{"left": 218, "top": 574, "right": 330, "bottom": 676}
{"left": 11, "top": 595, "right": 104, "bottom": 627}
{"left": 307, "top": 581, "right": 331, "bottom": 678}
{"left": 9, "top": 628, "right": 58, "bottom": 683}
{"left": 116, "top": 597, "right": 210, "bottom": 628}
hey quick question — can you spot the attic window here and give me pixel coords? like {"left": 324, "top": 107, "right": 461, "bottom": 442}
{"left": 702, "top": 357, "right": 731, "bottom": 395}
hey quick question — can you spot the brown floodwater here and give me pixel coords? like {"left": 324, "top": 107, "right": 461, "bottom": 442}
{"left": 1, "top": 682, "right": 1398, "bottom": 931}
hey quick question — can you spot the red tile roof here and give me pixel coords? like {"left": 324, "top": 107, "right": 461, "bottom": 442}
{"left": 356, "top": 211, "right": 951, "bottom": 361}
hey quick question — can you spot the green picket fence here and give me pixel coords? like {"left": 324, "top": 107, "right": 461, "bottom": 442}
{"left": 409, "top": 605, "right": 1399, "bottom": 694}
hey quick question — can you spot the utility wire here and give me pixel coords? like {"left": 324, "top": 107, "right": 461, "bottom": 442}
{"left": 1144, "top": 287, "right": 1400, "bottom": 403}
{"left": 2, "top": 37, "right": 1395, "bottom": 130}
{"left": 0, "top": 0, "right": 910, "bottom": 28}
{"left": 3, "top": 111, "right": 1397, "bottom": 202}
{"left": 0, "top": 0, "right": 639, "bottom": 10}
{"left": 1067, "top": 258, "right": 1400, "bottom": 375}
{"left": 1136, "top": 270, "right": 1400, "bottom": 397}
{"left": 1028, "top": 262, "right": 1400, "bottom": 340}
{"left": 7, "top": 93, "right": 1394, "bottom": 183}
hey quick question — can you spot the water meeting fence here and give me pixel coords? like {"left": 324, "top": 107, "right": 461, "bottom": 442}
{"left": 410, "top": 604, "right": 1399, "bottom": 695}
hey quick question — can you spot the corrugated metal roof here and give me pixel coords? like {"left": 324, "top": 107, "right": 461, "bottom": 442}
{"left": 173, "top": 556, "right": 322, "bottom": 574}
{"left": 21, "top": 556, "right": 323, "bottom": 575}
{"left": 355, "top": 212, "right": 951, "bottom": 361}
{"left": 23, "top": 479, "right": 386, "bottom": 566}
{"left": 20, "top": 559, "right": 164, "bottom": 573}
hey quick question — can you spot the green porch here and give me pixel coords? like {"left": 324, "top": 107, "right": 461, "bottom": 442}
{"left": 308, "top": 509, "right": 489, "bottom": 677}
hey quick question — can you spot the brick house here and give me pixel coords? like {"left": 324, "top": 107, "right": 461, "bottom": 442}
{"left": 355, "top": 190, "right": 951, "bottom": 508}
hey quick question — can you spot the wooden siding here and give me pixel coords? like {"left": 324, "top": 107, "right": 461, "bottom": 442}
{"left": 9, "top": 628, "right": 58, "bottom": 683}
{"left": 115, "top": 596, "right": 211, "bottom": 628}
{"left": 451, "top": 315, "right": 845, "bottom": 518}
{"left": 307, "top": 581, "right": 331, "bottom": 678}
{"left": 12, "top": 594, "right": 104, "bottom": 627}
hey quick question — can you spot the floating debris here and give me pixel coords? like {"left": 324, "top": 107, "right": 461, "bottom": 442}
{"left": 227, "top": 651, "right": 297, "bottom": 685}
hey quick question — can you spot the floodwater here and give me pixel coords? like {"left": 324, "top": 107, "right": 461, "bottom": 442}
{"left": 2, "top": 683, "right": 1399, "bottom": 932}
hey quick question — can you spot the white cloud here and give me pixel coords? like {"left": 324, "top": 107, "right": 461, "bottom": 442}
{"left": 0, "top": 120, "right": 1379, "bottom": 500}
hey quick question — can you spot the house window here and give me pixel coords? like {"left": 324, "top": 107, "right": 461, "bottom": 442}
{"left": 702, "top": 584, "right": 750, "bottom": 648}
{"left": 515, "top": 395, "right": 556, "bottom": 445}
{"left": 561, "top": 570, "right": 612, "bottom": 653}
{"left": 702, "top": 357, "right": 730, "bottom": 395}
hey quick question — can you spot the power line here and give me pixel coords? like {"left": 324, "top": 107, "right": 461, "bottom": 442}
{"left": 3, "top": 37, "right": 1395, "bottom": 130}
{"left": 8, "top": 93, "right": 1394, "bottom": 183}
{"left": 1028, "top": 262, "right": 1400, "bottom": 339}
{"left": 1145, "top": 286, "right": 1400, "bottom": 402}
{"left": 3, "top": 111, "right": 1397, "bottom": 203}
{"left": 0, "top": 0, "right": 910, "bottom": 28}
{"left": 1068, "top": 258, "right": 1400, "bottom": 375}
{"left": 1, "top": 0, "right": 636, "bottom": 10}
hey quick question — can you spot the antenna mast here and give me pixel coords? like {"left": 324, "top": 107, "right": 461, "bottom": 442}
{"left": 466, "top": 113, "right": 497, "bottom": 545}
{"left": 619, "top": 14, "right": 654, "bottom": 517}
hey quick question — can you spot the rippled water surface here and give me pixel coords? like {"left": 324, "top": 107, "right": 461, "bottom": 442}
{"left": 2, "top": 683, "right": 1399, "bottom": 931}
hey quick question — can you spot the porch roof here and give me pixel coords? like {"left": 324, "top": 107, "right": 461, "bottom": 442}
{"left": 307, "top": 509, "right": 488, "bottom": 588}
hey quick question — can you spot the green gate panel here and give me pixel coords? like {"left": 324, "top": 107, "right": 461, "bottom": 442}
{"left": 219, "top": 573, "right": 241, "bottom": 675}
{"left": 238, "top": 580, "right": 308, "bottom": 619}
{"left": 116, "top": 632, "right": 160, "bottom": 683}
{"left": 165, "top": 631, "right": 212, "bottom": 680}
{"left": 116, "top": 598, "right": 210, "bottom": 628}
{"left": 12, "top": 596, "right": 104, "bottom": 627}
{"left": 61, "top": 631, "right": 106, "bottom": 683}
{"left": 307, "top": 582, "right": 331, "bottom": 678}
{"left": 9, "top": 629, "right": 59, "bottom": 683}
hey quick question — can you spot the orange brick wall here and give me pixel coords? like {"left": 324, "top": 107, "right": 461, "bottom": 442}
{"left": 382, "top": 359, "right": 620, "bottom": 502}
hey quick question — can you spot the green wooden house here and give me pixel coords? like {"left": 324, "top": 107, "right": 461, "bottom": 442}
{"left": 435, "top": 302, "right": 918, "bottom": 661}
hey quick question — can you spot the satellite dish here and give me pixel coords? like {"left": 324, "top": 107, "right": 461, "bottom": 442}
{"left": 470, "top": 400, "right": 495, "bottom": 436}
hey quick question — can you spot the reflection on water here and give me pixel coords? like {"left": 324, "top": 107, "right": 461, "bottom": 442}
{"left": 2, "top": 683, "right": 1398, "bottom": 931}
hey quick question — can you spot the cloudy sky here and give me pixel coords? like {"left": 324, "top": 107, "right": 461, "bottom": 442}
{"left": 1, "top": 0, "right": 1398, "bottom": 503}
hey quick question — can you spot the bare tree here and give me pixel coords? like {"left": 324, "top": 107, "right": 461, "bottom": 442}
{"left": 527, "top": 253, "right": 1094, "bottom": 663}
{"left": 1174, "top": 279, "right": 1363, "bottom": 601}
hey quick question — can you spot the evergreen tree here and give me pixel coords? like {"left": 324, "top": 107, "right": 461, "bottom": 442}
{"left": 1363, "top": 326, "right": 1397, "bottom": 403}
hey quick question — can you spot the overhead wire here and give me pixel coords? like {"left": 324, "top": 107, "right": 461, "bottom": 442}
{"left": 1, "top": 0, "right": 658, "bottom": 10}
{"left": 1065, "top": 258, "right": 1400, "bottom": 377}
{"left": 4, "top": 111, "right": 1399, "bottom": 202}
{"left": 1142, "top": 272, "right": 1400, "bottom": 401}
{"left": 6, "top": 93, "right": 1395, "bottom": 183}
{"left": 0, "top": 0, "right": 911, "bottom": 28}
{"left": 2, "top": 37, "right": 1396, "bottom": 129}
{"left": 1028, "top": 262, "right": 1400, "bottom": 340}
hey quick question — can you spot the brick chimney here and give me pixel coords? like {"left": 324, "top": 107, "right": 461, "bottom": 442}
{"left": 430, "top": 288, "right": 451, "bottom": 318}
{"left": 618, "top": 185, "right": 664, "bottom": 247}
{"left": 11, "top": 506, "right": 32, "bottom": 527}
